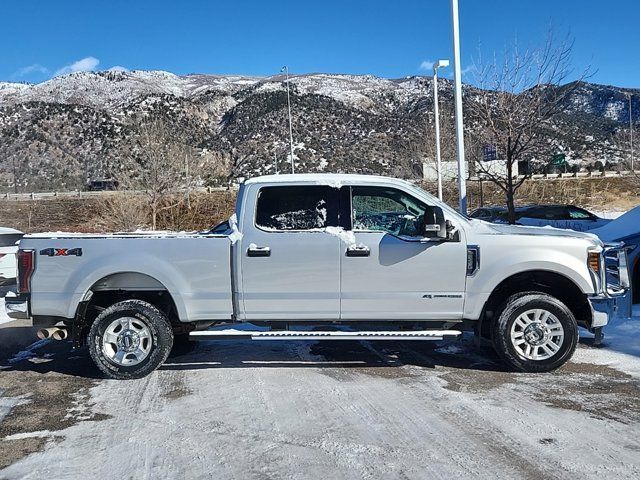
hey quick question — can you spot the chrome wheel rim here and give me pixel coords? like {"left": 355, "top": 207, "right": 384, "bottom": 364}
{"left": 102, "top": 317, "right": 152, "bottom": 366}
{"left": 510, "top": 309, "right": 564, "bottom": 361}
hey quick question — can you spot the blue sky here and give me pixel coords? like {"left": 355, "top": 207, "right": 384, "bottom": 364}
{"left": 2, "top": 0, "right": 638, "bottom": 87}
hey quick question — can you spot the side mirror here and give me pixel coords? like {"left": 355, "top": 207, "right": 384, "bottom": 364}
{"left": 422, "top": 206, "right": 446, "bottom": 239}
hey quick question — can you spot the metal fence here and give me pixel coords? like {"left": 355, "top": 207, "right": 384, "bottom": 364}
{"left": 1, "top": 170, "right": 636, "bottom": 201}
{"left": 0, "top": 186, "right": 233, "bottom": 201}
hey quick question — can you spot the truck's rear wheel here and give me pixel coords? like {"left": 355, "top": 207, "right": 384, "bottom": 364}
{"left": 492, "top": 293, "right": 578, "bottom": 373}
{"left": 88, "top": 300, "right": 173, "bottom": 380}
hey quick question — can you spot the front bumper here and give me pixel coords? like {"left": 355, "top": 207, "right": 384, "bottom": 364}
{"left": 587, "top": 242, "right": 633, "bottom": 328}
{"left": 588, "top": 292, "right": 632, "bottom": 328}
{"left": 4, "top": 293, "right": 29, "bottom": 320}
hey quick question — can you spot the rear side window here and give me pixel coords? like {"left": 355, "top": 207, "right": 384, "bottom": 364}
{"left": 568, "top": 207, "right": 593, "bottom": 220}
{"left": 255, "top": 186, "right": 338, "bottom": 231}
{"left": 0, "top": 234, "right": 23, "bottom": 247}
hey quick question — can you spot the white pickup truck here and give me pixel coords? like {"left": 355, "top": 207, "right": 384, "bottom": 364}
{"left": 6, "top": 174, "right": 632, "bottom": 379}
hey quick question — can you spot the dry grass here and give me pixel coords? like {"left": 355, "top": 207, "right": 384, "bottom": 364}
{"left": 424, "top": 176, "right": 640, "bottom": 212}
{"left": 0, "top": 178, "right": 637, "bottom": 233}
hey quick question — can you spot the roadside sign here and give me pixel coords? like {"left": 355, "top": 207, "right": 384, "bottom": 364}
{"left": 482, "top": 144, "right": 497, "bottom": 161}
{"left": 550, "top": 153, "right": 566, "bottom": 166}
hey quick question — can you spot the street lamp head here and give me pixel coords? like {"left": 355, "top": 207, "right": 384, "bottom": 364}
{"left": 434, "top": 59, "right": 450, "bottom": 70}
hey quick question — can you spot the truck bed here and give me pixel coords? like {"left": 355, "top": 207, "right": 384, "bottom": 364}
{"left": 20, "top": 232, "right": 233, "bottom": 322}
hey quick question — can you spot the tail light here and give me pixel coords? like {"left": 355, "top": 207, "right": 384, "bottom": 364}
{"left": 17, "top": 250, "right": 35, "bottom": 294}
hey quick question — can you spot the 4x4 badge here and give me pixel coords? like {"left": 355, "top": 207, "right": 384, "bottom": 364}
{"left": 39, "top": 248, "right": 83, "bottom": 257}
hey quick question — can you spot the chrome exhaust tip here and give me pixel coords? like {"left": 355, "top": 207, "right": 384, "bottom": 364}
{"left": 51, "top": 329, "right": 68, "bottom": 341}
{"left": 36, "top": 328, "right": 58, "bottom": 340}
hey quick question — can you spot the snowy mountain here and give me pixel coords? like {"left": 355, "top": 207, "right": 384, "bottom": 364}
{"left": 0, "top": 70, "right": 637, "bottom": 192}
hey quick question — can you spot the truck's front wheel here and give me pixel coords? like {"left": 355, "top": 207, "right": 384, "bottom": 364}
{"left": 88, "top": 300, "right": 174, "bottom": 380}
{"left": 493, "top": 293, "right": 578, "bottom": 373}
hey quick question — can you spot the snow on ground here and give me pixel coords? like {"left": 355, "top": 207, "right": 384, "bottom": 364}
{"left": 2, "top": 325, "right": 640, "bottom": 479}
{"left": 577, "top": 304, "right": 640, "bottom": 377}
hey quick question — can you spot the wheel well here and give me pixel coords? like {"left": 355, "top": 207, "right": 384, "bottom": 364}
{"left": 79, "top": 273, "right": 182, "bottom": 332}
{"left": 479, "top": 270, "right": 592, "bottom": 339}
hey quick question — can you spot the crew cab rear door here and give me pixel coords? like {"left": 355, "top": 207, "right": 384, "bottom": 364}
{"left": 239, "top": 184, "right": 341, "bottom": 320}
{"left": 340, "top": 185, "right": 467, "bottom": 321}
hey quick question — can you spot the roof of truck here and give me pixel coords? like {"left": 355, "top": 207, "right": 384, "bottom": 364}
{"left": 244, "top": 173, "right": 413, "bottom": 187}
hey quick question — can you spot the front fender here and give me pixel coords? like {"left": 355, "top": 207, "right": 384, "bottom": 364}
{"left": 463, "top": 248, "right": 594, "bottom": 320}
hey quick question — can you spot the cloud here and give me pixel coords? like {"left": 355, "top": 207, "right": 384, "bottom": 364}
{"left": 461, "top": 65, "right": 476, "bottom": 76}
{"left": 107, "top": 65, "right": 129, "bottom": 72}
{"left": 444, "top": 64, "right": 476, "bottom": 79}
{"left": 54, "top": 56, "right": 100, "bottom": 76}
{"left": 419, "top": 60, "right": 435, "bottom": 71}
{"left": 13, "top": 64, "right": 49, "bottom": 78}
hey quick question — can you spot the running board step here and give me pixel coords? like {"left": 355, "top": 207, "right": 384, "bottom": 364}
{"left": 189, "top": 329, "right": 462, "bottom": 341}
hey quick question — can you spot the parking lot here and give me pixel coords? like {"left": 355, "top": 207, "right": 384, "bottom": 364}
{"left": 1, "top": 291, "right": 640, "bottom": 480}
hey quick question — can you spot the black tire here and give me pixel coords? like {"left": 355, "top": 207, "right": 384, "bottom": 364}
{"left": 492, "top": 292, "right": 578, "bottom": 373}
{"left": 88, "top": 300, "right": 174, "bottom": 380}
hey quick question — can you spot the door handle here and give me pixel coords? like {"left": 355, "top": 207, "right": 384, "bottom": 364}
{"left": 346, "top": 245, "right": 370, "bottom": 257}
{"left": 247, "top": 244, "right": 271, "bottom": 257}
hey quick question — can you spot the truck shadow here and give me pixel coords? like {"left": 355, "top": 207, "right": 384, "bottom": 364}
{"left": 160, "top": 338, "right": 508, "bottom": 373}
{"left": 1, "top": 331, "right": 615, "bottom": 379}
{"left": 1, "top": 335, "right": 508, "bottom": 378}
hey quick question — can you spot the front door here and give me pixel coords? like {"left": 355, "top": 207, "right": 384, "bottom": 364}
{"left": 240, "top": 185, "right": 341, "bottom": 321}
{"left": 340, "top": 185, "right": 467, "bottom": 321}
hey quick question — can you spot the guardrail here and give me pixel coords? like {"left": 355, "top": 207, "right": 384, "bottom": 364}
{"left": 1, "top": 171, "right": 636, "bottom": 201}
{"left": 0, "top": 186, "right": 233, "bottom": 201}
{"left": 469, "top": 170, "right": 637, "bottom": 182}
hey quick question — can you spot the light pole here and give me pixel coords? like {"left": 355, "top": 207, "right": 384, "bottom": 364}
{"left": 274, "top": 148, "right": 279, "bottom": 175}
{"left": 450, "top": 0, "right": 467, "bottom": 214}
{"left": 433, "top": 59, "right": 449, "bottom": 201}
{"left": 281, "top": 66, "right": 295, "bottom": 173}
{"left": 627, "top": 92, "right": 634, "bottom": 171}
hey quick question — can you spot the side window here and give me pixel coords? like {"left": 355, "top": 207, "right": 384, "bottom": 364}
{"left": 0, "top": 234, "right": 23, "bottom": 247}
{"left": 568, "top": 207, "right": 593, "bottom": 220}
{"left": 522, "top": 207, "right": 545, "bottom": 219}
{"left": 255, "top": 186, "right": 338, "bottom": 231}
{"left": 351, "top": 186, "right": 426, "bottom": 237}
{"left": 472, "top": 209, "right": 488, "bottom": 219}
{"left": 550, "top": 207, "right": 570, "bottom": 220}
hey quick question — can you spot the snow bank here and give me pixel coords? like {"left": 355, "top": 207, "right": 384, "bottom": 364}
{"left": 577, "top": 304, "right": 640, "bottom": 377}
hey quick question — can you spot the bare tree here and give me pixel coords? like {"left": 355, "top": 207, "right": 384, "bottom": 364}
{"left": 119, "top": 120, "right": 201, "bottom": 230}
{"left": 98, "top": 193, "right": 149, "bottom": 232}
{"left": 470, "top": 31, "right": 589, "bottom": 223}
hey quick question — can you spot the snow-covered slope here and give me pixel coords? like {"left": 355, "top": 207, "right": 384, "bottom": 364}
{"left": 0, "top": 71, "right": 637, "bottom": 191}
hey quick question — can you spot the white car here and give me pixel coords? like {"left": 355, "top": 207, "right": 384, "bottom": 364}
{"left": 6, "top": 174, "right": 632, "bottom": 379}
{"left": 0, "top": 227, "right": 24, "bottom": 285}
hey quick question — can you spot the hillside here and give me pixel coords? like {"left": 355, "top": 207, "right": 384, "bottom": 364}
{"left": 0, "top": 71, "right": 637, "bottom": 192}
